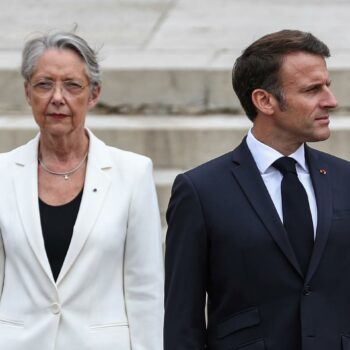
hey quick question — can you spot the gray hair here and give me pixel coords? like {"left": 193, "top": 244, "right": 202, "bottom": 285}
{"left": 21, "top": 31, "right": 101, "bottom": 87}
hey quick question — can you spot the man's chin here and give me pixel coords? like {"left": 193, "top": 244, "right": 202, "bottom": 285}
{"left": 307, "top": 131, "right": 331, "bottom": 143}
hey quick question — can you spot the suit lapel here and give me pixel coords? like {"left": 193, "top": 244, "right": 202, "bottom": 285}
{"left": 231, "top": 139, "right": 303, "bottom": 277}
{"left": 12, "top": 131, "right": 114, "bottom": 286}
{"left": 13, "top": 134, "right": 54, "bottom": 283}
{"left": 305, "top": 147, "right": 332, "bottom": 282}
{"left": 56, "top": 130, "right": 112, "bottom": 285}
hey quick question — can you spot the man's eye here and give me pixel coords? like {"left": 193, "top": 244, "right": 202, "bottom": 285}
{"left": 307, "top": 86, "right": 321, "bottom": 92}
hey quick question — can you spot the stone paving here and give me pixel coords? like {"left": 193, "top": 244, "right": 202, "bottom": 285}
{"left": 1, "top": 0, "right": 350, "bottom": 63}
{"left": 1, "top": 0, "right": 350, "bottom": 114}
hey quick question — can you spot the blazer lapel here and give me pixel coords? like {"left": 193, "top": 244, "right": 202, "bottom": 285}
{"left": 13, "top": 134, "right": 54, "bottom": 283}
{"left": 56, "top": 130, "right": 112, "bottom": 285}
{"left": 305, "top": 147, "right": 332, "bottom": 282}
{"left": 231, "top": 139, "right": 303, "bottom": 277}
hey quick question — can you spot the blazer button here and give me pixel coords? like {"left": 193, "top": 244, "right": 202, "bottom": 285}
{"left": 303, "top": 285, "right": 312, "bottom": 296}
{"left": 51, "top": 303, "right": 61, "bottom": 315}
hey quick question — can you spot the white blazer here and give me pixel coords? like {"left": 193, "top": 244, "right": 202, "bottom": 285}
{"left": 0, "top": 130, "right": 164, "bottom": 350}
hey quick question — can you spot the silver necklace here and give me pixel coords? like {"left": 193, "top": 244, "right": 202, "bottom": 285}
{"left": 39, "top": 152, "right": 88, "bottom": 180}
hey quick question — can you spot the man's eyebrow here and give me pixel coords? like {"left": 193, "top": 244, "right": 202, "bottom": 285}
{"left": 300, "top": 79, "right": 332, "bottom": 90}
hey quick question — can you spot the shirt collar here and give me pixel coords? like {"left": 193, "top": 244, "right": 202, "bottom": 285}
{"left": 246, "top": 128, "right": 308, "bottom": 174}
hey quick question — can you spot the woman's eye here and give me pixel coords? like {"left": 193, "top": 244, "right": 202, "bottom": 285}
{"left": 65, "top": 81, "right": 83, "bottom": 90}
{"left": 35, "top": 82, "right": 52, "bottom": 89}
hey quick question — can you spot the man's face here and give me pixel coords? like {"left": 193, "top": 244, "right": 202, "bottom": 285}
{"left": 273, "top": 51, "right": 337, "bottom": 146}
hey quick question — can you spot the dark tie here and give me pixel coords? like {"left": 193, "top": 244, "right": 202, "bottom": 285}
{"left": 273, "top": 157, "right": 314, "bottom": 275}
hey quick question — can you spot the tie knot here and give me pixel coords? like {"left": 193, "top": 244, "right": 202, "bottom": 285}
{"left": 273, "top": 157, "right": 297, "bottom": 176}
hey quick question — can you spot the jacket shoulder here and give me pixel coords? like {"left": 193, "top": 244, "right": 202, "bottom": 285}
{"left": 307, "top": 146, "right": 350, "bottom": 170}
{"left": 106, "top": 145, "right": 152, "bottom": 170}
{"left": 186, "top": 151, "right": 233, "bottom": 178}
{"left": 88, "top": 129, "right": 153, "bottom": 172}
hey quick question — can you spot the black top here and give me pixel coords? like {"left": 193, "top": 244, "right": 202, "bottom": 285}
{"left": 39, "top": 189, "right": 83, "bottom": 281}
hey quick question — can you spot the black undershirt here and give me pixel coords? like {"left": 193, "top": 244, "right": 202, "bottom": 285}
{"left": 39, "top": 189, "right": 83, "bottom": 281}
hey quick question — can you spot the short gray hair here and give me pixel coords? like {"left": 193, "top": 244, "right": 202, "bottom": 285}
{"left": 21, "top": 31, "right": 101, "bottom": 87}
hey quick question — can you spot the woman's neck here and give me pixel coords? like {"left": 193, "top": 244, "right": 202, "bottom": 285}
{"left": 38, "top": 129, "right": 89, "bottom": 162}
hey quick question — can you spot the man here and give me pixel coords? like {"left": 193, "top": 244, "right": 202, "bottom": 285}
{"left": 165, "top": 30, "right": 350, "bottom": 350}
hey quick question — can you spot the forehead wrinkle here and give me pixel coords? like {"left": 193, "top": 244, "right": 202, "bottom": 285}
{"left": 281, "top": 60, "right": 329, "bottom": 91}
{"left": 31, "top": 48, "right": 89, "bottom": 82}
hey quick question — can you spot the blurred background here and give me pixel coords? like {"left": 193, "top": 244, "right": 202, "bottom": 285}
{"left": 1, "top": 0, "right": 350, "bottom": 224}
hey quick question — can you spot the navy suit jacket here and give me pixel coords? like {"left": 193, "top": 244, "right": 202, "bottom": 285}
{"left": 165, "top": 138, "right": 350, "bottom": 350}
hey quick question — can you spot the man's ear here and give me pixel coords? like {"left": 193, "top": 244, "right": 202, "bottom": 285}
{"left": 251, "top": 89, "right": 277, "bottom": 116}
{"left": 88, "top": 84, "right": 101, "bottom": 110}
{"left": 24, "top": 81, "right": 32, "bottom": 106}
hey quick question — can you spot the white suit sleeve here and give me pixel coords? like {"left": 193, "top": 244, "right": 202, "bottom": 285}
{"left": 124, "top": 158, "right": 164, "bottom": 350}
{"left": 0, "top": 230, "right": 4, "bottom": 297}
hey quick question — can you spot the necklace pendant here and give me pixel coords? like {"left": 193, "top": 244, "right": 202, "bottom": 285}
{"left": 38, "top": 151, "right": 88, "bottom": 180}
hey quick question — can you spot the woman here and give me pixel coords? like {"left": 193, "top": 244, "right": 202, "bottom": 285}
{"left": 0, "top": 32, "right": 163, "bottom": 350}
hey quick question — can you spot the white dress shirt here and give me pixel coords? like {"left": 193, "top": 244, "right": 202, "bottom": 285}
{"left": 246, "top": 129, "right": 318, "bottom": 237}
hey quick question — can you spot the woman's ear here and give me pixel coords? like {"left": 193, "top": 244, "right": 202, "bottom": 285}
{"left": 88, "top": 84, "right": 101, "bottom": 109}
{"left": 24, "top": 81, "right": 32, "bottom": 106}
{"left": 251, "top": 89, "right": 276, "bottom": 116}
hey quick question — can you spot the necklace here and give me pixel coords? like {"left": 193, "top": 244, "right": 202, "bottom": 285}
{"left": 39, "top": 152, "right": 88, "bottom": 180}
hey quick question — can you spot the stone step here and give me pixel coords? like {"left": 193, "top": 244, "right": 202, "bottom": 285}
{"left": 1, "top": 115, "right": 350, "bottom": 169}
{"left": 0, "top": 114, "right": 249, "bottom": 169}
{"left": 1, "top": 52, "right": 350, "bottom": 114}
{"left": 2, "top": 114, "right": 350, "bottom": 226}
{"left": 153, "top": 168, "right": 180, "bottom": 227}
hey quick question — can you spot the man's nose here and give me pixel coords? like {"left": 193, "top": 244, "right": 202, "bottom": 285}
{"left": 322, "top": 88, "right": 338, "bottom": 109}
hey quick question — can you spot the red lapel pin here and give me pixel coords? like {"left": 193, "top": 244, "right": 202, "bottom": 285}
{"left": 319, "top": 169, "right": 327, "bottom": 175}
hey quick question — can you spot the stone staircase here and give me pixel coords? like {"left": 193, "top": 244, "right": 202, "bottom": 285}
{"left": 2, "top": 62, "right": 350, "bottom": 226}
{"left": 1, "top": 112, "right": 350, "bottom": 226}
{"left": 2, "top": 0, "right": 350, "bottom": 226}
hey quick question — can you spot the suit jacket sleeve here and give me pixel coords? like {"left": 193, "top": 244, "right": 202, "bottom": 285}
{"left": 0, "top": 155, "right": 6, "bottom": 297}
{"left": 0, "top": 229, "right": 4, "bottom": 297}
{"left": 165, "top": 173, "right": 208, "bottom": 350}
{"left": 123, "top": 158, "right": 164, "bottom": 350}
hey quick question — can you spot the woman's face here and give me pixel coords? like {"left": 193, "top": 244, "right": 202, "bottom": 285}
{"left": 25, "top": 48, "right": 100, "bottom": 138}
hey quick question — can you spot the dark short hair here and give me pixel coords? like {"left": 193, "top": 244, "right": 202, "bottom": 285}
{"left": 232, "top": 29, "right": 330, "bottom": 121}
